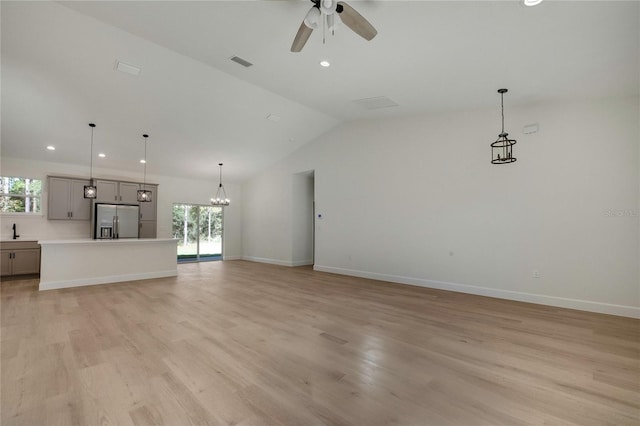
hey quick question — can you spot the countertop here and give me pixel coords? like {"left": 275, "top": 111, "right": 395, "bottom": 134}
{"left": 38, "top": 238, "right": 177, "bottom": 245}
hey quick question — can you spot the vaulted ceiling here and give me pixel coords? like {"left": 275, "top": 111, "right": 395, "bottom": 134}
{"left": 2, "top": 1, "right": 638, "bottom": 182}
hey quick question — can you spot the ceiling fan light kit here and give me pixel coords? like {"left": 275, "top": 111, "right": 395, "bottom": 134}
{"left": 491, "top": 89, "right": 517, "bottom": 165}
{"left": 291, "top": 0, "right": 377, "bottom": 52}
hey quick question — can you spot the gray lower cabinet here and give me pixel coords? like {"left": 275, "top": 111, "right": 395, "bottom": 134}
{"left": 48, "top": 177, "right": 91, "bottom": 220}
{"left": 1, "top": 241, "right": 40, "bottom": 276}
{"left": 139, "top": 221, "right": 157, "bottom": 238}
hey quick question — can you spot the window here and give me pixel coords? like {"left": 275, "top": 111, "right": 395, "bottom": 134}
{"left": 0, "top": 176, "right": 42, "bottom": 214}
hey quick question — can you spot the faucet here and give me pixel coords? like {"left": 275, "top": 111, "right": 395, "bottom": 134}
{"left": 12, "top": 223, "right": 19, "bottom": 240}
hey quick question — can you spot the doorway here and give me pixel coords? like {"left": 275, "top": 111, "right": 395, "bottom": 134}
{"left": 172, "top": 204, "right": 223, "bottom": 262}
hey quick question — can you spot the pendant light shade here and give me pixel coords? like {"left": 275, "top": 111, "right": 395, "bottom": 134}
{"left": 491, "top": 88, "right": 517, "bottom": 164}
{"left": 211, "top": 163, "right": 230, "bottom": 206}
{"left": 137, "top": 134, "right": 152, "bottom": 202}
{"left": 84, "top": 123, "right": 97, "bottom": 198}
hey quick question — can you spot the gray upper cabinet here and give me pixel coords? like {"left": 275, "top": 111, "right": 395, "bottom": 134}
{"left": 95, "top": 180, "right": 117, "bottom": 203}
{"left": 96, "top": 180, "right": 139, "bottom": 204}
{"left": 120, "top": 182, "right": 139, "bottom": 204}
{"left": 48, "top": 177, "right": 91, "bottom": 220}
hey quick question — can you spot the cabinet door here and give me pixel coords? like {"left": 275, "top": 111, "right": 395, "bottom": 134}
{"left": 119, "top": 183, "right": 140, "bottom": 204}
{"left": 0, "top": 251, "right": 12, "bottom": 276}
{"left": 70, "top": 180, "right": 91, "bottom": 220}
{"left": 11, "top": 249, "right": 40, "bottom": 275}
{"left": 139, "top": 185, "right": 157, "bottom": 221}
{"left": 96, "top": 180, "right": 118, "bottom": 202}
{"left": 48, "top": 177, "right": 71, "bottom": 219}
{"left": 139, "top": 221, "right": 157, "bottom": 239}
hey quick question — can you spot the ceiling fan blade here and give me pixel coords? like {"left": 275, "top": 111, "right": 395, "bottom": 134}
{"left": 337, "top": 1, "right": 377, "bottom": 41}
{"left": 291, "top": 21, "right": 314, "bottom": 52}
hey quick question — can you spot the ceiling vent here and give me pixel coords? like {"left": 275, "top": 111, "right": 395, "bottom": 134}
{"left": 352, "top": 96, "right": 399, "bottom": 110}
{"left": 115, "top": 61, "right": 141, "bottom": 76}
{"left": 229, "top": 56, "right": 253, "bottom": 68}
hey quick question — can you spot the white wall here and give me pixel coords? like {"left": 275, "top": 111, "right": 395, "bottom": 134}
{"left": 241, "top": 96, "right": 640, "bottom": 317}
{"left": 0, "top": 158, "right": 243, "bottom": 259}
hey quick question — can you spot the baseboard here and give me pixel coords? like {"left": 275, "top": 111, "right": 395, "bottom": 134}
{"left": 313, "top": 265, "right": 640, "bottom": 319}
{"left": 222, "top": 255, "right": 242, "bottom": 261}
{"left": 39, "top": 269, "right": 178, "bottom": 291}
{"left": 242, "top": 256, "right": 313, "bottom": 267}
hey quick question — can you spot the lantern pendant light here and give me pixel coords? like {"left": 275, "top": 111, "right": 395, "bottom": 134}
{"left": 84, "top": 123, "right": 97, "bottom": 198}
{"left": 211, "top": 163, "right": 230, "bottom": 206}
{"left": 491, "top": 88, "right": 517, "bottom": 164}
{"left": 137, "top": 134, "right": 152, "bottom": 202}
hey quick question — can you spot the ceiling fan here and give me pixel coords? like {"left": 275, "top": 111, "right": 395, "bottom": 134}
{"left": 291, "top": 0, "right": 377, "bottom": 52}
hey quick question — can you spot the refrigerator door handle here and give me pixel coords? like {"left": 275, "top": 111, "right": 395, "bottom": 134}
{"left": 113, "top": 216, "right": 118, "bottom": 239}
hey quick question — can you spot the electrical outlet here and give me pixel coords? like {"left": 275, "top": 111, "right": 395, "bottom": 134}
{"left": 532, "top": 270, "right": 540, "bottom": 278}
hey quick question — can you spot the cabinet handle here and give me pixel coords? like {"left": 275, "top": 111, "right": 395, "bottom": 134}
{"left": 70, "top": 211, "right": 73, "bottom": 218}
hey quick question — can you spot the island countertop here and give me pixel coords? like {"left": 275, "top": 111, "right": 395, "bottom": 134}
{"left": 38, "top": 238, "right": 177, "bottom": 245}
{"left": 38, "top": 238, "right": 178, "bottom": 291}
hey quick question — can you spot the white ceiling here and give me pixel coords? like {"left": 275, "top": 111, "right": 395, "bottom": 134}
{"left": 2, "top": 1, "right": 638, "bottom": 183}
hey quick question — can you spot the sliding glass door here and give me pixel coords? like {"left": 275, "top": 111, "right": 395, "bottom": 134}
{"left": 172, "top": 204, "right": 223, "bottom": 262}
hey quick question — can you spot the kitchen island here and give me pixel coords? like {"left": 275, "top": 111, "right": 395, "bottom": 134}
{"left": 38, "top": 238, "right": 178, "bottom": 291}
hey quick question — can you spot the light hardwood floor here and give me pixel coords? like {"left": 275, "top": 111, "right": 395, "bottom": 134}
{"left": 2, "top": 260, "right": 639, "bottom": 425}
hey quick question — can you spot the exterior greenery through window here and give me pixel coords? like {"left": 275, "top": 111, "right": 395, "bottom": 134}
{"left": 172, "top": 204, "right": 223, "bottom": 262}
{"left": 0, "top": 177, "right": 42, "bottom": 213}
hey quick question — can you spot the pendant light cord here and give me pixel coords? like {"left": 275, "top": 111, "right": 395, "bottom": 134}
{"left": 141, "top": 134, "right": 149, "bottom": 192}
{"left": 90, "top": 127, "right": 94, "bottom": 179}
{"left": 89, "top": 123, "right": 96, "bottom": 183}
{"left": 143, "top": 136, "right": 147, "bottom": 190}
{"left": 501, "top": 92, "right": 505, "bottom": 135}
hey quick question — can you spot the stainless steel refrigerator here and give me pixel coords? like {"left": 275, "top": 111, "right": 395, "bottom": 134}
{"left": 94, "top": 204, "right": 139, "bottom": 239}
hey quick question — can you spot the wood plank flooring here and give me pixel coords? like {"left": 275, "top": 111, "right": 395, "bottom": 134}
{"left": 2, "top": 260, "right": 639, "bottom": 425}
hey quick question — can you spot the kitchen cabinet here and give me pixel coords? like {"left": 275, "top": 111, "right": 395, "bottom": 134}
{"left": 1, "top": 241, "right": 40, "bottom": 276}
{"left": 139, "top": 184, "right": 157, "bottom": 221}
{"left": 48, "top": 177, "right": 91, "bottom": 220}
{"left": 139, "top": 221, "right": 157, "bottom": 239}
{"left": 96, "top": 180, "right": 139, "bottom": 204}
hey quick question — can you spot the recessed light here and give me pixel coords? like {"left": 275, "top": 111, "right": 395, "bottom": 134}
{"left": 98, "top": 153, "right": 106, "bottom": 158}
{"left": 140, "top": 159, "right": 146, "bottom": 164}
{"left": 523, "top": 0, "right": 543, "bottom": 6}
{"left": 46, "top": 145, "right": 55, "bottom": 151}
{"left": 320, "top": 60, "right": 330, "bottom": 67}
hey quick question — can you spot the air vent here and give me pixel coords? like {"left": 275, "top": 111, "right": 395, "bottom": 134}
{"left": 115, "top": 61, "right": 141, "bottom": 76}
{"left": 352, "top": 96, "right": 399, "bottom": 110}
{"left": 230, "top": 56, "right": 253, "bottom": 68}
